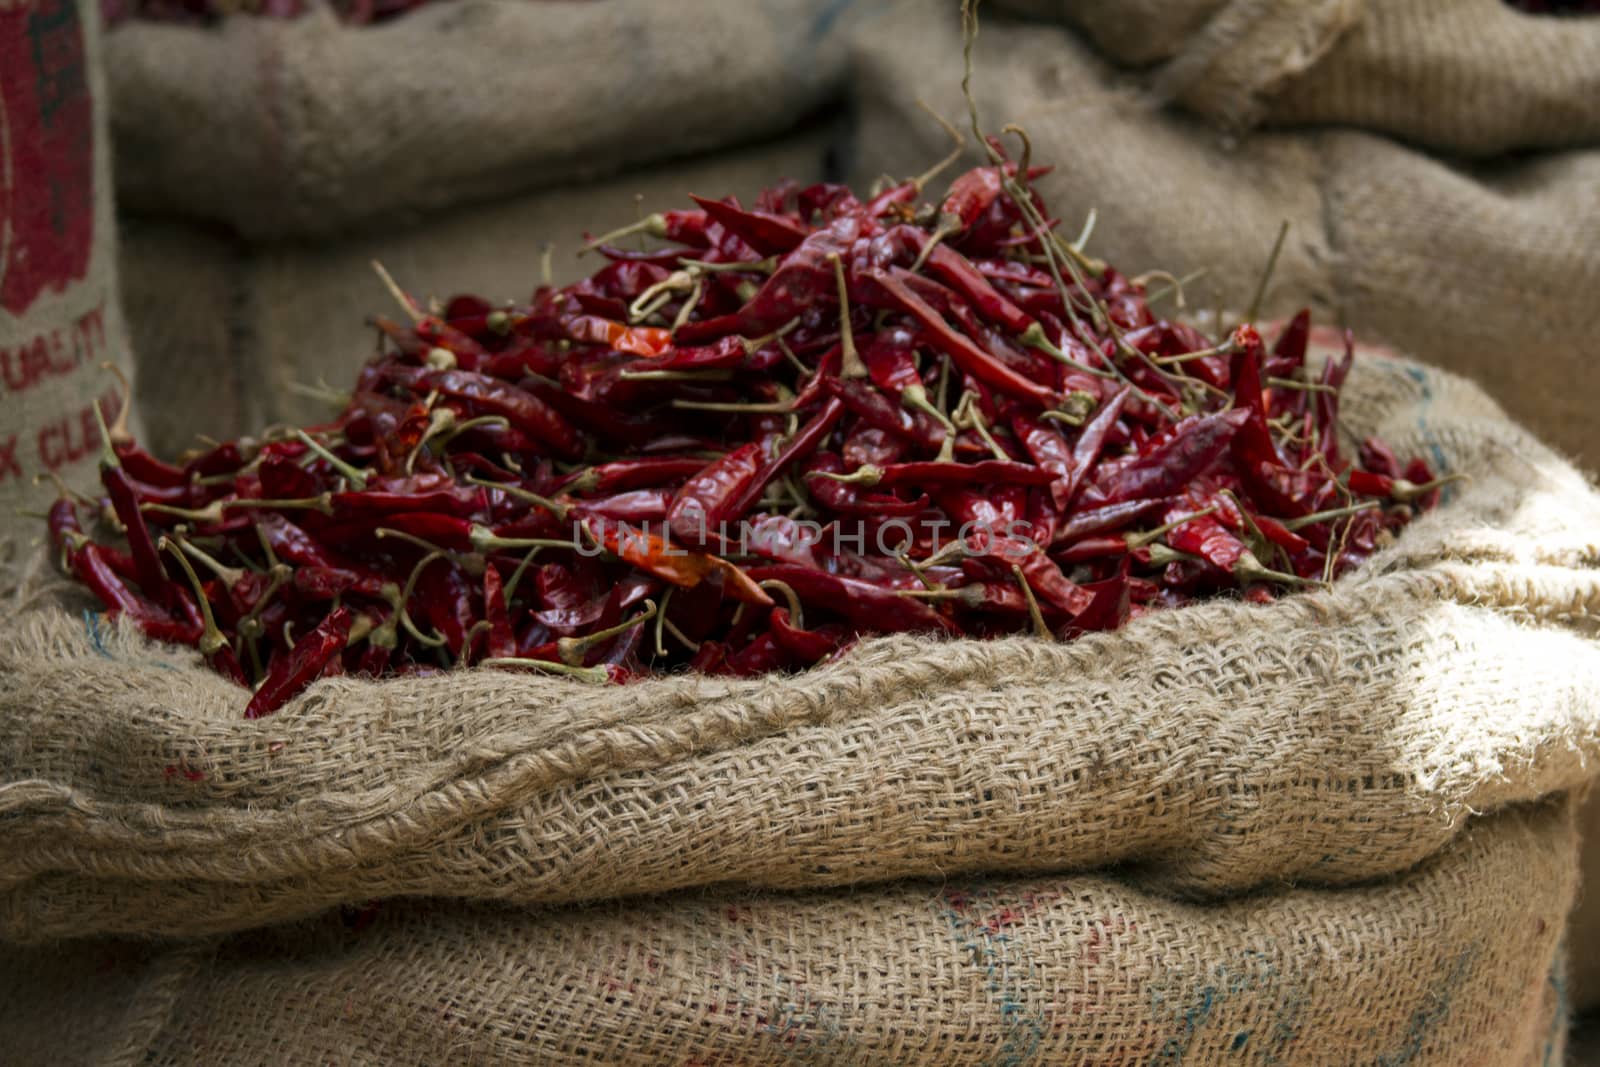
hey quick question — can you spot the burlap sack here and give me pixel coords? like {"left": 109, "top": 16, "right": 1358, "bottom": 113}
{"left": 0, "top": 0, "right": 136, "bottom": 566}
{"left": 851, "top": 0, "right": 1600, "bottom": 473}
{"left": 4, "top": 347, "right": 1599, "bottom": 947}
{"left": 105, "top": 0, "right": 864, "bottom": 240}
{"left": 119, "top": 120, "right": 839, "bottom": 458}
{"left": 0, "top": 799, "right": 1576, "bottom": 1065}
{"left": 993, "top": 0, "right": 1600, "bottom": 154}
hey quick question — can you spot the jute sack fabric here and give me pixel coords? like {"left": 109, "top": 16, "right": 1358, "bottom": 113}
{"left": 849, "top": 0, "right": 1600, "bottom": 472}
{"left": 992, "top": 0, "right": 1600, "bottom": 154}
{"left": 0, "top": 0, "right": 137, "bottom": 570}
{"left": 4, "top": 347, "right": 1600, "bottom": 948}
{"left": 118, "top": 121, "right": 839, "bottom": 458}
{"left": 105, "top": 0, "right": 864, "bottom": 240}
{"left": 0, "top": 799, "right": 1576, "bottom": 1065}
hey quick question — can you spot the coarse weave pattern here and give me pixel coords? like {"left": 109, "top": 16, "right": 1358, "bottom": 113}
{"left": 0, "top": 800, "right": 1577, "bottom": 1065}
{"left": 3, "top": 352, "right": 1599, "bottom": 949}
{"left": 106, "top": 0, "right": 864, "bottom": 240}
{"left": 991, "top": 0, "right": 1600, "bottom": 154}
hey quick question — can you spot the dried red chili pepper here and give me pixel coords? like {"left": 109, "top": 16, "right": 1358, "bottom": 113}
{"left": 245, "top": 606, "right": 354, "bottom": 719}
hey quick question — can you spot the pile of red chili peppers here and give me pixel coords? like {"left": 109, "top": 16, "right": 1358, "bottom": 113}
{"left": 47, "top": 142, "right": 1446, "bottom": 716}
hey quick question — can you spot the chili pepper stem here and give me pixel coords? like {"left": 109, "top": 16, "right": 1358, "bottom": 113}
{"left": 1388, "top": 473, "right": 1467, "bottom": 503}
{"left": 625, "top": 370, "right": 737, "bottom": 383}
{"left": 237, "top": 564, "right": 292, "bottom": 633}
{"left": 808, "top": 464, "right": 883, "bottom": 489}
{"left": 897, "top": 584, "right": 982, "bottom": 606}
{"left": 174, "top": 537, "right": 247, "bottom": 588}
{"left": 396, "top": 551, "right": 448, "bottom": 649}
{"left": 402, "top": 408, "right": 455, "bottom": 473}
{"left": 98, "top": 361, "right": 136, "bottom": 446}
{"left": 1124, "top": 506, "right": 1222, "bottom": 549}
{"left": 1152, "top": 339, "right": 1241, "bottom": 366}
{"left": 757, "top": 579, "right": 805, "bottom": 630}
{"left": 911, "top": 99, "right": 967, "bottom": 192}
{"left": 900, "top": 384, "right": 958, "bottom": 462}
{"left": 953, "top": 392, "right": 1009, "bottom": 461}
{"left": 34, "top": 471, "right": 95, "bottom": 507}
{"left": 142, "top": 496, "right": 334, "bottom": 522}
{"left": 469, "top": 525, "right": 575, "bottom": 555}
{"left": 159, "top": 536, "right": 230, "bottom": 657}
{"left": 1245, "top": 221, "right": 1290, "bottom": 326}
{"left": 683, "top": 255, "right": 779, "bottom": 276}
{"left": 581, "top": 214, "right": 668, "bottom": 254}
{"left": 1069, "top": 207, "right": 1097, "bottom": 257}
{"left": 556, "top": 599, "right": 658, "bottom": 667}
{"left": 481, "top": 657, "right": 611, "bottom": 683}
{"left": 294, "top": 429, "right": 369, "bottom": 489}
{"left": 1279, "top": 500, "right": 1380, "bottom": 532}
{"left": 464, "top": 475, "right": 569, "bottom": 520}
{"left": 1011, "top": 564, "right": 1051, "bottom": 639}
{"left": 370, "top": 260, "right": 423, "bottom": 323}
{"left": 1017, "top": 321, "right": 1116, "bottom": 380}
{"left": 1233, "top": 550, "right": 1324, "bottom": 589}
{"left": 826, "top": 253, "right": 869, "bottom": 380}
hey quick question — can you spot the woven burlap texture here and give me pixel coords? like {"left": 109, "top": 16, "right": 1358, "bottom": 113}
{"left": 106, "top": 0, "right": 862, "bottom": 240}
{"left": 0, "top": 799, "right": 1576, "bottom": 1065}
{"left": 3, "top": 353, "right": 1599, "bottom": 946}
{"left": 991, "top": 0, "right": 1600, "bottom": 154}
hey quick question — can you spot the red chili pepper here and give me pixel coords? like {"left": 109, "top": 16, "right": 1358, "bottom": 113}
{"left": 1053, "top": 498, "right": 1169, "bottom": 545}
{"left": 865, "top": 267, "right": 1057, "bottom": 408}
{"left": 102, "top": 463, "right": 179, "bottom": 608}
{"left": 1096, "top": 409, "right": 1250, "bottom": 504}
{"left": 924, "top": 243, "right": 1034, "bottom": 335}
{"left": 816, "top": 459, "right": 1057, "bottom": 490}
{"left": 823, "top": 376, "right": 943, "bottom": 451}
{"left": 1062, "top": 560, "right": 1133, "bottom": 635}
{"left": 416, "top": 315, "right": 491, "bottom": 372}
{"left": 560, "top": 456, "right": 715, "bottom": 496}
{"left": 245, "top": 606, "right": 353, "bottom": 719}
{"left": 585, "top": 519, "right": 772, "bottom": 607}
{"left": 564, "top": 316, "right": 673, "bottom": 357}
{"left": 667, "top": 442, "right": 768, "bottom": 547}
{"left": 114, "top": 442, "right": 188, "bottom": 487}
{"left": 745, "top": 564, "right": 953, "bottom": 635}
{"left": 690, "top": 195, "right": 809, "bottom": 255}
{"left": 767, "top": 607, "right": 846, "bottom": 663}
{"left": 675, "top": 217, "right": 862, "bottom": 344}
{"left": 571, "top": 489, "right": 672, "bottom": 524}
{"left": 800, "top": 453, "right": 929, "bottom": 519}
{"left": 726, "top": 396, "right": 846, "bottom": 519}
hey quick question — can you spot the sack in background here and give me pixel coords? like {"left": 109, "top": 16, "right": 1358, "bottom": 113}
{"left": 120, "top": 122, "right": 840, "bottom": 458}
{"left": 106, "top": 0, "right": 863, "bottom": 240}
{"left": 994, "top": 0, "right": 1600, "bottom": 154}
{"left": 851, "top": 0, "right": 1600, "bottom": 474}
{"left": 0, "top": 0, "right": 137, "bottom": 574}
{"left": 0, "top": 799, "right": 1574, "bottom": 1065}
